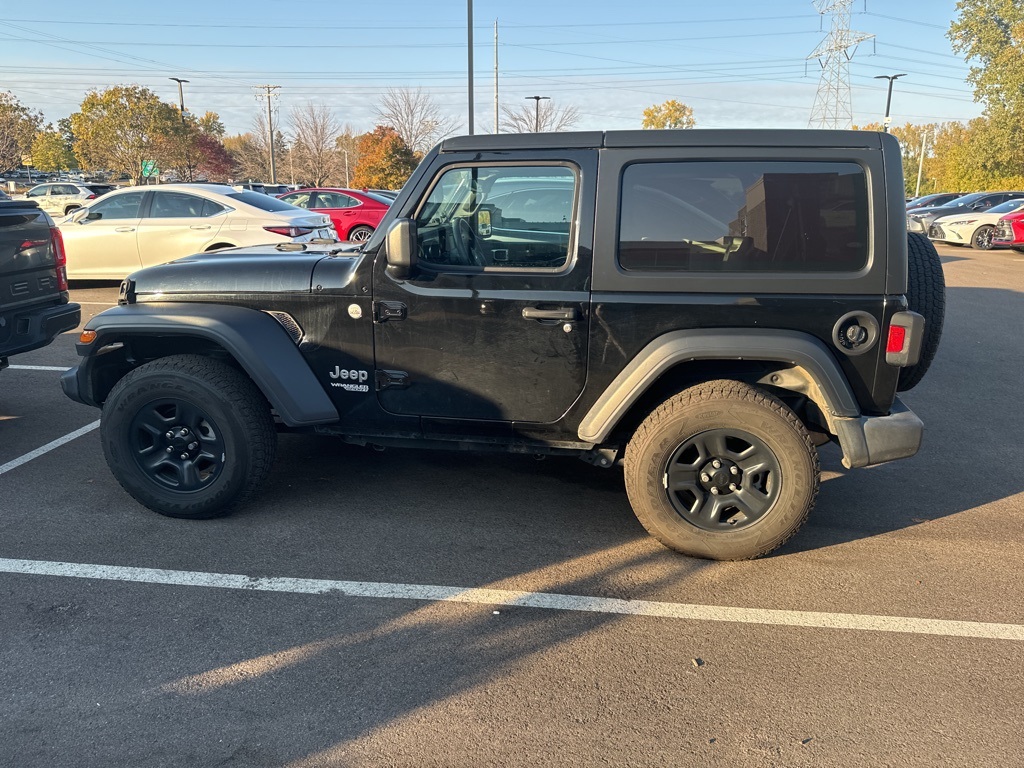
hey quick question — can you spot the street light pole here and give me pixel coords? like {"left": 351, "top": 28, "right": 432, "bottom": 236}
{"left": 874, "top": 74, "right": 906, "bottom": 133}
{"left": 525, "top": 95, "right": 550, "bottom": 132}
{"left": 169, "top": 77, "right": 189, "bottom": 124}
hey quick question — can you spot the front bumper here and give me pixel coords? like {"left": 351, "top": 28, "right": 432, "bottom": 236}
{"left": 833, "top": 397, "right": 923, "bottom": 469}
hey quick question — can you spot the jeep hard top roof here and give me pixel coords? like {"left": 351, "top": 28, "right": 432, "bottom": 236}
{"left": 440, "top": 129, "right": 892, "bottom": 153}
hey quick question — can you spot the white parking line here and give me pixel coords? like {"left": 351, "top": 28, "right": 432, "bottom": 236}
{"left": 1, "top": 557, "right": 1022, "bottom": 641}
{"left": 0, "top": 420, "right": 100, "bottom": 476}
{"left": 8, "top": 365, "right": 71, "bottom": 371}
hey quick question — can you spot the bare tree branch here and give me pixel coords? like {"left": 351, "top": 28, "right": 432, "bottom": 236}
{"left": 500, "top": 101, "right": 581, "bottom": 133}
{"left": 289, "top": 102, "right": 343, "bottom": 187}
{"left": 376, "top": 87, "right": 460, "bottom": 155}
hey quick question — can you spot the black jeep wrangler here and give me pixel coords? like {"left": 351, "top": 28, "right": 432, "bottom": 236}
{"left": 62, "top": 130, "right": 944, "bottom": 560}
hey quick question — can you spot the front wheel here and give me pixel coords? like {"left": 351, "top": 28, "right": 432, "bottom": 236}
{"left": 624, "top": 380, "right": 819, "bottom": 560}
{"left": 101, "top": 355, "right": 277, "bottom": 519}
{"left": 971, "top": 224, "right": 995, "bottom": 250}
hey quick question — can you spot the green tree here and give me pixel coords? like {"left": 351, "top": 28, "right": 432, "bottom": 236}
{"left": 70, "top": 85, "right": 178, "bottom": 184}
{"left": 0, "top": 91, "right": 42, "bottom": 172}
{"left": 350, "top": 126, "right": 418, "bottom": 190}
{"left": 642, "top": 99, "right": 696, "bottom": 129}
{"left": 31, "top": 127, "right": 78, "bottom": 173}
{"left": 948, "top": 1, "right": 1024, "bottom": 116}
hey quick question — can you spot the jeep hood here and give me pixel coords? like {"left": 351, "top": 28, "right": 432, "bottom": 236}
{"left": 126, "top": 246, "right": 362, "bottom": 297}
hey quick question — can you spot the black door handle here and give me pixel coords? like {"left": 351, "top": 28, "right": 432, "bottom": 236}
{"left": 522, "top": 306, "right": 579, "bottom": 321}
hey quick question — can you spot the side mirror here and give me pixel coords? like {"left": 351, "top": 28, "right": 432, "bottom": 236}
{"left": 386, "top": 218, "right": 417, "bottom": 280}
{"left": 476, "top": 208, "right": 492, "bottom": 238}
{"left": 85, "top": 210, "right": 103, "bottom": 221}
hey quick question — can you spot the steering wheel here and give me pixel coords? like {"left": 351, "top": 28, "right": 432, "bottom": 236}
{"left": 452, "top": 217, "right": 483, "bottom": 267}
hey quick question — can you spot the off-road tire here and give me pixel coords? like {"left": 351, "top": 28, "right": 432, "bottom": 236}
{"left": 899, "top": 233, "right": 946, "bottom": 391}
{"left": 101, "top": 354, "right": 277, "bottom": 519}
{"left": 624, "top": 380, "right": 819, "bottom": 561}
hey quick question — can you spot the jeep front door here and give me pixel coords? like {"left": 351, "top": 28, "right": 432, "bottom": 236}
{"left": 371, "top": 158, "right": 595, "bottom": 425}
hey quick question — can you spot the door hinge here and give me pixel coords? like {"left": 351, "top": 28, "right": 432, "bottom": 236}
{"left": 375, "top": 369, "right": 411, "bottom": 391}
{"left": 373, "top": 301, "right": 407, "bottom": 323}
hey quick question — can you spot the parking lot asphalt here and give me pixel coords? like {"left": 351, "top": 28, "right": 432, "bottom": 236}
{"left": 1, "top": 247, "right": 1022, "bottom": 767}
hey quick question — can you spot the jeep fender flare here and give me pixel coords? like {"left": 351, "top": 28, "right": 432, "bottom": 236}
{"left": 69, "top": 303, "right": 338, "bottom": 427}
{"left": 578, "top": 328, "right": 860, "bottom": 444}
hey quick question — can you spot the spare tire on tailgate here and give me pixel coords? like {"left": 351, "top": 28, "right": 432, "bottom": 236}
{"left": 898, "top": 232, "right": 946, "bottom": 391}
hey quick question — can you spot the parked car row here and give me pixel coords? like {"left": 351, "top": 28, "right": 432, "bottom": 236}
{"left": 906, "top": 191, "right": 1024, "bottom": 251}
{"left": 34, "top": 183, "right": 396, "bottom": 280}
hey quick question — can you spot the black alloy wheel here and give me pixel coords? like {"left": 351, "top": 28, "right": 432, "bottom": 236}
{"left": 128, "top": 397, "right": 226, "bottom": 493}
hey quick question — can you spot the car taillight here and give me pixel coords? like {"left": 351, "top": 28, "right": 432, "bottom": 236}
{"left": 886, "top": 324, "right": 906, "bottom": 354}
{"left": 264, "top": 225, "right": 313, "bottom": 238}
{"left": 85, "top": 193, "right": 96, "bottom": 200}
{"left": 51, "top": 226, "right": 69, "bottom": 291}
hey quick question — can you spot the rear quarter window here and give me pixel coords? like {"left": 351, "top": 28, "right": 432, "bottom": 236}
{"left": 617, "top": 161, "right": 869, "bottom": 273}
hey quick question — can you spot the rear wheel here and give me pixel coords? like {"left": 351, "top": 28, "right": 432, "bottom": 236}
{"left": 624, "top": 380, "right": 819, "bottom": 561}
{"left": 347, "top": 225, "right": 374, "bottom": 242}
{"left": 971, "top": 224, "right": 995, "bottom": 250}
{"left": 101, "top": 355, "right": 277, "bottom": 519}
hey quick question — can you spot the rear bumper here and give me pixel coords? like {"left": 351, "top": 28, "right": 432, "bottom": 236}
{"left": 0, "top": 302, "right": 81, "bottom": 359}
{"left": 834, "top": 397, "right": 923, "bottom": 469}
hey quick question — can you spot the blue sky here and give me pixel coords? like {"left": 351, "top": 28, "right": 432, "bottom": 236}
{"left": 0, "top": 0, "right": 981, "bottom": 136}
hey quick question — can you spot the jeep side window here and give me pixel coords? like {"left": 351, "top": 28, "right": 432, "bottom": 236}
{"left": 414, "top": 165, "right": 577, "bottom": 270}
{"left": 617, "top": 161, "right": 869, "bottom": 273}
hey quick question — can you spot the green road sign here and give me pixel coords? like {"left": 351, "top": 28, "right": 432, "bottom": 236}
{"left": 141, "top": 160, "right": 158, "bottom": 177}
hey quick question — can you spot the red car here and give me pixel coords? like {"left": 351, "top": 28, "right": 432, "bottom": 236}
{"left": 276, "top": 188, "right": 391, "bottom": 242}
{"left": 992, "top": 209, "right": 1024, "bottom": 251}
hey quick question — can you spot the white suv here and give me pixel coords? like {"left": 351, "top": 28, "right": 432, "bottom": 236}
{"left": 22, "top": 183, "right": 114, "bottom": 217}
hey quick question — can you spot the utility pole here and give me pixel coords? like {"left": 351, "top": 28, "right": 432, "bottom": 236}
{"left": 915, "top": 127, "right": 936, "bottom": 198}
{"left": 494, "top": 19, "right": 499, "bottom": 134}
{"left": 874, "top": 73, "right": 906, "bottom": 132}
{"left": 255, "top": 85, "right": 280, "bottom": 183}
{"left": 467, "top": 0, "right": 474, "bottom": 135}
{"left": 525, "top": 95, "right": 549, "bottom": 132}
{"left": 807, "top": 0, "right": 874, "bottom": 128}
{"left": 169, "top": 77, "right": 189, "bottom": 124}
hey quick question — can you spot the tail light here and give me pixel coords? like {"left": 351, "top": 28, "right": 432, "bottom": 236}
{"left": 264, "top": 225, "right": 313, "bottom": 238}
{"left": 51, "top": 226, "right": 69, "bottom": 291}
{"left": 885, "top": 311, "right": 924, "bottom": 367}
{"left": 85, "top": 194, "right": 96, "bottom": 200}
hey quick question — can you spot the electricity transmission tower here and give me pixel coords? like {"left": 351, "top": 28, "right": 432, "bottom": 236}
{"left": 807, "top": 0, "right": 873, "bottom": 128}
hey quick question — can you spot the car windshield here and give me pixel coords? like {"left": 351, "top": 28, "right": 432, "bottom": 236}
{"left": 227, "top": 191, "right": 301, "bottom": 212}
{"left": 988, "top": 199, "right": 1024, "bottom": 214}
{"left": 363, "top": 192, "right": 394, "bottom": 206}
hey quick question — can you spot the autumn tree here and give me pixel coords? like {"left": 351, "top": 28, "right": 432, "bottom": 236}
{"left": 289, "top": 103, "right": 343, "bottom": 187}
{"left": 0, "top": 91, "right": 42, "bottom": 172}
{"left": 500, "top": 100, "right": 580, "bottom": 133}
{"left": 157, "top": 113, "right": 234, "bottom": 182}
{"left": 70, "top": 85, "right": 178, "bottom": 184}
{"left": 350, "top": 126, "right": 418, "bottom": 190}
{"left": 376, "top": 87, "right": 459, "bottom": 155}
{"left": 642, "top": 100, "right": 696, "bottom": 129}
{"left": 31, "top": 127, "right": 77, "bottom": 174}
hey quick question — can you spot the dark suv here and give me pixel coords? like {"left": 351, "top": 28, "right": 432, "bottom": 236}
{"left": 62, "top": 130, "right": 944, "bottom": 560}
{"left": 1, "top": 200, "right": 81, "bottom": 371}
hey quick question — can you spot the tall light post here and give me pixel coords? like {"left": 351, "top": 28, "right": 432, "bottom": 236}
{"left": 874, "top": 74, "right": 906, "bottom": 132}
{"left": 525, "top": 95, "right": 549, "bottom": 132}
{"left": 467, "top": 0, "right": 474, "bottom": 135}
{"left": 169, "top": 77, "right": 189, "bottom": 124}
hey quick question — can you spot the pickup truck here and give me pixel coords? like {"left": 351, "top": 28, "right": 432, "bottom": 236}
{"left": 0, "top": 200, "right": 81, "bottom": 371}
